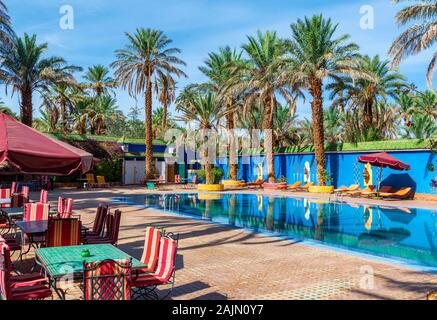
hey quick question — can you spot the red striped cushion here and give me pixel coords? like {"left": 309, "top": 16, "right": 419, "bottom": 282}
{"left": 46, "top": 219, "right": 81, "bottom": 247}
{"left": 139, "top": 227, "right": 161, "bottom": 272}
{"left": 0, "top": 239, "right": 12, "bottom": 299}
{"left": 132, "top": 237, "right": 176, "bottom": 287}
{"left": 39, "top": 190, "right": 48, "bottom": 204}
{"left": 24, "top": 203, "right": 50, "bottom": 222}
{"left": 0, "top": 189, "right": 11, "bottom": 208}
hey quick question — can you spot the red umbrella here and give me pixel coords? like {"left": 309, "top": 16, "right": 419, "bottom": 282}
{"left": 357, "top": 152, "right": 410, "bottom": 171}
{"left": 0, "top": 113, "right": 94, "bottom": 176}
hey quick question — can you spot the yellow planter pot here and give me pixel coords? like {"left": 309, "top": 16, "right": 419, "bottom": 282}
{"left": 222, "top": 180, "right": 244, "bottom": 187}
{"left": 197, "top": 184, "right": 224, "bottom": 192}
{"left": 309, "top": 186, "right": 335, "bottom": 193}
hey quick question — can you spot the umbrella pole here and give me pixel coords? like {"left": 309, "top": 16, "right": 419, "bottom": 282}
{"left": 376, "top": 167, "right": 383, "bottom": 198}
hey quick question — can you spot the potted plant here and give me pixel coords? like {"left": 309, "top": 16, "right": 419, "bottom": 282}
{"left": 197, "top": 167, "right": 225, "bottom": 191}
{"left": 309, "top": 169, "right": 335, "bottom": 193}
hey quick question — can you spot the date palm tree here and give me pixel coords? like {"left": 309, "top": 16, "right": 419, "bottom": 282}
{"left": 157, "top": 75, "right": 176, "bottom": 130}
{"left": 228, "top": 31, "right": 301, "bottom": 182}
{"left": 328, "top": 55, "right": 408, "bottom": 132}
{"left": 112, "top": 28, "right": 186, "bottom": 179}
{"left": 0, "top": 33, "right": 81, "bottom": 126}
{"left": 83, "top": 64, "right": 117, "bottom": 96}
{"left": 41, "top": 84, "right": 81, "bottom": 132}
{"left": 199, "top": 46, "right": 244, "bottom": 181}
{"left": 176, "top": 90, "right": 228, "bottom": 184}
{"left": 389, "top": 0, "right": 437, "bottom": 89}
{"left": 0, "top": 0, "right": 14, "bottom": 46}
{"left": 286, "top": 15, "right": 360, "bottom": 185}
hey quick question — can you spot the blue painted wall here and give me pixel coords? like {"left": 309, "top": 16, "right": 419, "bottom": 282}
{"left": 218, "top": 150, "right": 437, "bottom": 194}
{"left": 126, "top": 143, "right": 167, "bottom": 154}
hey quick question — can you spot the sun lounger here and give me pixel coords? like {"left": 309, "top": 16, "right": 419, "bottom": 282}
{"left": 285, "top": 181, "right": 302, "bottom": 190}
{"left": 289, "top": 182, "right": 314, "bottom": 192}
{"left": 378, "top": 187, "right": 413, "bottom": 200}
{"left": 346, "top": 186, "right": 375, "bottom": 197}
{"left": 360, "top": 185, "right": 393, "bottom": 197}
{"left": 242, "top": 179, "right": 265, "bottom": 188}
{"left": 334, "top": 184, "right": 359, "bottom": 194}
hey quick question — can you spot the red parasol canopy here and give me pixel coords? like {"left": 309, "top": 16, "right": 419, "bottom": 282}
{"left": 0, "top": 113, "right": 94, "bottom": 176}
{"left": 357, "top": 152, "right": 410, "bottom": 171}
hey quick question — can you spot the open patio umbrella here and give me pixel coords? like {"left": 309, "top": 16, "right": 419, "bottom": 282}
{"left": 357, "top": 152, "right": 410, "bottom": 193}
{"left": 0, "top": 113, "right": 94, "bottom": 176}
{"left": 357, "top": 152, "right": 410, "bottom": 171}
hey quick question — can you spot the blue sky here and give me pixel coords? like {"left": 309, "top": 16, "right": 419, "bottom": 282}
{"left": 1, "top": 0, "right": 434, "bottom": 120}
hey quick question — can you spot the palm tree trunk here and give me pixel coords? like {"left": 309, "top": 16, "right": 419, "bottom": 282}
{"left": 162, "top": 102, "right": 168, "bottom": 130}
{"left": 145, "top": 76, "right": 154, "bottom": 180}
{"left": 61, "top": 101, "right": 67, "bottom": 133}
{"left": 364, "top": 100, "right": 373, "bottom": 130}
{"left": 262, "top": 95, "right": 275, "bottom": 183}
{"left": 310, "top": 78, "right": 326, "bottom": 186}
{"left": 20, "top": 87, "right": 33, "bottom": 127}
{"left": 227, "top": 100, "right": 238, "bottom": 180}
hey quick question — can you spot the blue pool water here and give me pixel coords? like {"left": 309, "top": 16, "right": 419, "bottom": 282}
{"left": 113, "top": 193, "right": 437, "bottom": 270}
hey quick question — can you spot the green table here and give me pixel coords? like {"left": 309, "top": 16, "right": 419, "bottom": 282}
{"left": 35, "top": 244, "right": 146, "bottom": 300}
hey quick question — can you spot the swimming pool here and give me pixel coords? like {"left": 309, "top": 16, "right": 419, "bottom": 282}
{"left": 112, "top": 193, "right": 437, "bottom": 270}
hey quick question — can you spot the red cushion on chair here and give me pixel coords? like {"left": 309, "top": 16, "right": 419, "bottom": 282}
{"left": 131, "top": 237, "right": 176, "bottom": 288}
{"left": 11, "top": 284, "right": 52, "bottom": 300}
{"left": 10, "top": 274, "right": 48, "bottom": 288}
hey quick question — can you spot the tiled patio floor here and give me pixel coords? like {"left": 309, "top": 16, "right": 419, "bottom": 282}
{"left": 15, "top": 187, "right": 437, "bottom": 300}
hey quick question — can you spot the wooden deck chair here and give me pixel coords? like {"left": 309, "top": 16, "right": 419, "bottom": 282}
{"left": 334, "top": 184, "right": 359, "bottom": 194}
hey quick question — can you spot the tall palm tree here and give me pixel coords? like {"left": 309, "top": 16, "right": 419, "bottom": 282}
{"left": 87, "top": 95, "right": 118, "bottom": 135}
{"left": 0, "top": 33, "right": 81, "bottom": 126}
{"left": 200, "top": 46, "right": 244, "bottom": 181}
{"left": 328, "top": 55, "right": 407, "bottom": 131}
{"left": 157, "top": 75, "right": 176, "bottom": 130}
{"left": 83, "top": 65, "right": 117, "bottom": 96}
{"left": 41, "top": 84, "right": 81, "bottom": 132}
{"left": 389, "top": 0, "right": 437, "bottom": 89}
{"left": 228, "top": 30, "right": 300, "bottom": 182}
{"left": 176, "top": 90, "right": 228, "bottom": 184}
{"left": 0, "top": 0, "right": 14, "bottom": 46}
{"left": 112, "top": 28, "right": 186, "bottom": 179}
{"left": 286, "top": 15, "right": 360, "bottom": 185}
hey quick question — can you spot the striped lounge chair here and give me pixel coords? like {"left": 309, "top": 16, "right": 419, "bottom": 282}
{"left": 131, "top": 233, "right": 179, "bottom": 300}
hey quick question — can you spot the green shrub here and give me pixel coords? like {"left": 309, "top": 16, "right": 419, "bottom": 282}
{"left": 195, "top": 167, "right": 224, "bottom": 184}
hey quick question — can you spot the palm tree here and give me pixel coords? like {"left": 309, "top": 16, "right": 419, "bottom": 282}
{"left": 176, "top": 90, "right": 227, "bottom": 184}
{"left": 200, "top": 46, "right": 244, "bottom": 181}
{"left": 0, "top": 98, "right": 17, "bottom": 118}
{"left": 228, "top": 30, "right": 300, "bottom": 182}
{"left": 41, "top": 84, "right": 81, "bottom": 132}
{"left": 83, "top": 65, "right": 117, "bottom": 96}
{"left": 87, "top": 95, "right": 118, "bottom": 135}
{"left": 0, "top": 0, "right": 14, "bottom": 46}
{"left": 157, "top": 76, "right": 176, "bottom": 130}
{"left": 389, "top": 0, "right": 437, "bottom": 89}
{"left": 415, "top": 90, "right": 437, "bottom": 119}
{"left": 287, "top": 15, "right": 360, "bottom": 185}
{"left": 273, "top": 104, "right": 301, "bottom": 147}
{"left": 0, "top": 33, "right": 81, "bottom": 126}
{"left": 112, "top": 28, "right": 186, "bottom": 179}
{"left": 328, "top": 55, "right": 407, "bottom": 132}
{"left": 401, "top": 113, "right": 436, "bottom": 139}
